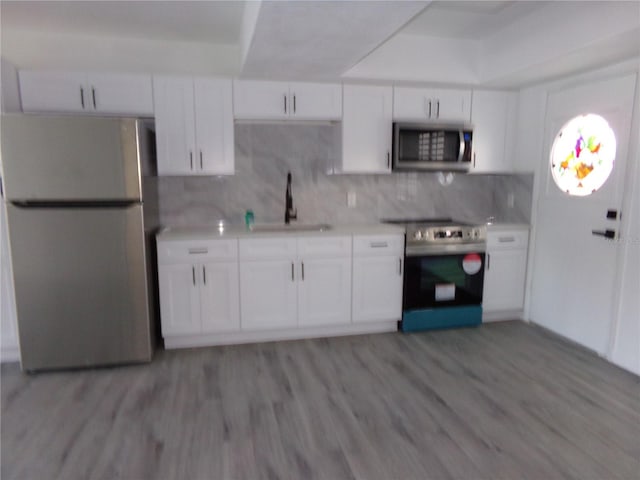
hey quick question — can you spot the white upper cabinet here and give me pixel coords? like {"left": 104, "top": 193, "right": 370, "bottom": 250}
{"left": 342, "top": 84, "right": 393, "bottom": 174}
{"left": 19, "top": 70, "right": 153, "bottom": 115}
{"left": 153, "top": 76, "right": 234, "bottom": 176}
{"left": 287, "top": 82, "right": 342, "bottom": 120}
{"left": 393, "top": 86, "right": 471, "bottom": 123}
{"left": 233, "top": 80, "right": 341, "bottom": 120}
{"left": 470, "top": 90, "right": 518, "bottom": 173}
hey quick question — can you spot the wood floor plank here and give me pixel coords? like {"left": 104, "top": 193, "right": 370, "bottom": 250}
{"left": 2, "top": 321, "right": 639, "bottom": 480}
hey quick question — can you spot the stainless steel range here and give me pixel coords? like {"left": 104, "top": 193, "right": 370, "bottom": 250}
{"left": 383, "top": 218, "right": 487, "bottom": 332}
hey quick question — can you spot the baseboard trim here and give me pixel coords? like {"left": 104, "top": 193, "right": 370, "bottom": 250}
{"left": 483, "top": 310, "right": 525, "bottom": 322}
{"left": 164, "top": 321, "right": 398, "bottom": 349}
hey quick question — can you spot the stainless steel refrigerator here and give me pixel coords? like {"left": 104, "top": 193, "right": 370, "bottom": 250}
{"left": 1, "top": 115, "right": 156, "bottom": 371}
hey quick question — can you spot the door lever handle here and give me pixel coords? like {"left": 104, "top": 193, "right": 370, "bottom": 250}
{"left": 592, "top": 229, "right": 616, "bottom": 239}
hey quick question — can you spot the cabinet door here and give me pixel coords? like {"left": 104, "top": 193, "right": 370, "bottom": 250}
{"left": 428, "top": 88, "right": 471, "bottom": 122}
{"left": 483, "top": 249, "right": 528, "bottom": 312}
{"left": 298, "top": 257, "right": 351, "bottom": 326}
{"left": 233, "top": 80, "right": 289, "bottom": 120}
{"left": 470, "top": 90, "right": 515, "bottom": 173}
{"left": 200, "top": 262, "right": 240, "bottom": 333}
{"left": 393, "top": 87, "right": 431, "bottom": 120}
{"left": 352, "top": 256, "right": 403, "bottom": 323}
{"left": 87, "top": 73, "right": 153, "bottom": 116}
{"left": 19, "top": 71, "right": 89, "bottom": 113}
{"left": 393, "top": 87, "right": 471, "bottom": 122}
{"left": 342, "top": 84, "right": 393, "bottom": 173}
{"left": 153, "top": 76, "right": 197, "bottom": 175}
{"left": 289, "top": 82, "right": 342, "bottom": 120}
{"left": 239, "top": 259, "right": 298, "bottom": 329}
{"left": 194, "top": 77, "right": 234, "bottom": 175}
{"left": 158, "top": 264, "right": 201, "bottom": 336}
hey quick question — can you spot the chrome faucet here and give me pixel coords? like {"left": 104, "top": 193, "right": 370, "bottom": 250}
{"left": 284, "top": 171, "right": 297, "bottom": 224}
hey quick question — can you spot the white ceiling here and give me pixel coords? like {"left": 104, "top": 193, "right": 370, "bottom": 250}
{"left": 402, "top": 0, "right": 546, "bottom": 39}
{"left": 0, "top": 0, "right": 245, "bottom": 44}
{"left": 241, "top": 1, "right": 429, "bottom": 80}
{"left": 0, "top": 0, "right": 638, "bottom": 87}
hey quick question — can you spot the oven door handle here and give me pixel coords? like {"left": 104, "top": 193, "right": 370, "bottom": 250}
{"left": 405, "top": 243, "right": 486, "bottom": 256}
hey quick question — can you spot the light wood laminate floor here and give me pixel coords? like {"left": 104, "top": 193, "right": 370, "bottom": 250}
{"left": 2, "top": 321, "right": 639, "bottom": 480}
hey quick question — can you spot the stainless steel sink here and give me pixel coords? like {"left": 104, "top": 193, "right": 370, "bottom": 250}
{"left": 249, "top": 223, "right": 332, "bottom": 233}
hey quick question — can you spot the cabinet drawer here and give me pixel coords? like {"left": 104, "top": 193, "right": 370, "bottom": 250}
{"left": 298, "top": 236, "right": 351, "bottom": 258}
{"left": 239, "top": 237, "right": 298, "bottom": 260}
{"left": 353, "top": 234, "right": 404, "bottom": 256}
{"left": 486, "top": 230, "right": 529, "bottom": 249}
{"left": 158, "top": 239, "right": 238, "bottom": 264}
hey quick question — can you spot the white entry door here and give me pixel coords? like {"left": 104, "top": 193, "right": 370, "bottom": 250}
{"left": 530, "top": 73, "right": 636, "bottom": 354}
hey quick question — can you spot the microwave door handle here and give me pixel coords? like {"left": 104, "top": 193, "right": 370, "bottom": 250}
{"left": 458, "top": 130, "right": 465, "bottom": 163}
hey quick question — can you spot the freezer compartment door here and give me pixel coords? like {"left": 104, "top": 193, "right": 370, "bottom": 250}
{"left": 1, "top": 115, "right": 142, "bottom": 202}
{"left": 7, "top": 203, "right": 152, "bottom": 371}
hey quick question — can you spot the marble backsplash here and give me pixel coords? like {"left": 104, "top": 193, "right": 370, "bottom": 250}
{"left": 152, "top": 124, "right": 533, "bottom": 227}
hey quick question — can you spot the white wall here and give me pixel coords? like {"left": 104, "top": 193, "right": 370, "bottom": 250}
{"left": 0, "top": 58, "right": 21, "bottom": 112}
{"left": 0, "top": 58, "right": 21, "bottom": 362}
{"left": 610, "top": 75, "right": 640, "bottom": 374}
{"left": 1, "top": 28, "right": 241, "bottom": 75}
{"left": 519, "top": 58, "right": 640, "bottom": 374}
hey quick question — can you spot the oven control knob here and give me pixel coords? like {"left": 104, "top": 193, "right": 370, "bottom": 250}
{"left": 414, "top": 230, "right": 423, "bottom": 240}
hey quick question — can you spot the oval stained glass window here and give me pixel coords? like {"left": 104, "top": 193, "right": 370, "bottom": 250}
{"left": 550, "top": 114, "right": 616, "bottom": 196}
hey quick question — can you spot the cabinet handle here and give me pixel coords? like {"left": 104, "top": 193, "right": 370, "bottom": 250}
{"left": 293, "top": 94, "right": 296, "bottom": 113}
{"left": 291, "top": 262, "right": 294, "bottom": 281}
{"left": 498, "top": 236, "right": 515, "bottom": 243}
{"left": 202, "top": 266, "right": 206, "bottom": 285}
{"left": 200, "top": 151, "right": 203, "bottom": 170}
{"left": 80, "top": 87, "right": 85, "bottom": 109}
{"left": 487, "top": 254, "right": 490, "bottom": 270}
{"left": 387, "top": 151, "right": 390, "bottom": 169}
{"left": 190, "top": 151, "right": 193, "bottom": 170}
{"left": 398, "top": 257, "right": 402, "bottom": 276}
{"left": 284, "top": 94, "right": 287, "bottom": 114}
{"left": 436, "top": 100, "right": 440, "bottom": 118}
{"left": 370, "top": 241, "right": 388, "bottom": 248}
{"left": 473, "top": 152, "right": 476, "bottom": 168}
{"left": 192, "top": 266, "right": 196, "bottom": 285}
{"left": 301, "top": 261, "right": 305, "bottom": 281}
{"left": 188, "top": 247, "right": 208, "bottom": 254}
{"left": 91, "top": 87, "right": 96, "bottom": 109}
{"left": 428, "top": 99, "right": 432, "bottom": 118}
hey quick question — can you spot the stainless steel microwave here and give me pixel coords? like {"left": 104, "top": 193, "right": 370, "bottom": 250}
{"left": 392, "top": 122, "right": 473, "bottom": 172}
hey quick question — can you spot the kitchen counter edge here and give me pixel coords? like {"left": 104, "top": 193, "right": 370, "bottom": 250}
{"left": 156, "top": 224, "right": 406, "bottom": 242}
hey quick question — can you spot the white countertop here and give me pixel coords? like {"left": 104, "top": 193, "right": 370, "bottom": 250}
{"left": 156, "top": 223, "right": 406, "bottom": 242}
{"left": 486, "top": 223, "right": 530, "bottom": 231}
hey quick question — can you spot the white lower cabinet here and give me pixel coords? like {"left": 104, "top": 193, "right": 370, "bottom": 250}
{"left": 157, "top": 230, "right": 403, "bottom": 348}
{"left": 239, "top": 235, "right": 352, "bottom": 330}
{"left": 482, "top": 227, "right": 529, "bottom": 318}
{"left": 298, "top": 257, "right": 352, "bottom": 327}
{"left": 352, "top": 234, "right": 404, "bottom": 323}
{"left": 158, "top": 263, "right": 202, "bottom": 335}
{"left": 239, "top": 259, "right": 298, "bottom": 330}
{"left": 157, "top": 239, "right": 240, "bottom": 340}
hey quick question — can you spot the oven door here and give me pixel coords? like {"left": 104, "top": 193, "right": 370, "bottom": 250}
{"left": 403, "top": 251, "right": 485, "bottom": 311}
